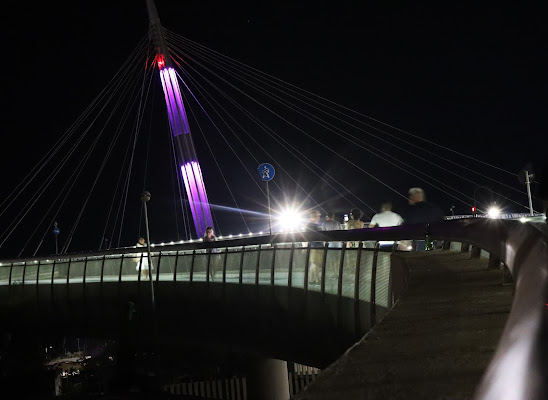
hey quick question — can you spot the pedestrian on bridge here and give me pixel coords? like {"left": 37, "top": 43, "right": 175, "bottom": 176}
{"left": 135, "top": 237, "right": 153, "bottom": 280}
{"left": 322, "top": 211, "right": 342, "bottom": 276}
{"left": 403, "top": 188, "right": 444, "bottom": 251}
{"left": 306, "top": 210, "right": 323, "bottom": 285}
{"left": 203, "top": 227, "right": 220, "bottom": 281}
{"left": 347, "top": 208, "right": 365, "bottom": 248}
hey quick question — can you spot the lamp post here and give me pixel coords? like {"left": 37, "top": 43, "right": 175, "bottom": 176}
{"left": 473, "top": 186, "right": 495, "bottom": 216}
{"left": 140, "top": 191, "right": 155, "bottom": 311}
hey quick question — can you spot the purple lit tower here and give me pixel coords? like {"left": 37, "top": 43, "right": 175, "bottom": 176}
{"left": 146, "top": 0, "right": 214, "bottom": 237}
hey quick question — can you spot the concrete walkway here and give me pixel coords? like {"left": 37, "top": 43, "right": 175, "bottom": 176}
{"left": 296, "top": 252, "right": 513, "bottom": 400}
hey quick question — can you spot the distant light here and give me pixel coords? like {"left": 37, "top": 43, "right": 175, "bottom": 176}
{"left": 259, "top": 231, "right": 263, "bottom": 235}
{"left": 238, "top": 233, "right": 243, "bottom": 237}
{"left": 407, "top": 246, "right": 413, "bottom": 250}
{"left": 170, "top": 241, "right": 174, "bottom": 245}
{"left": 248, "top": 232, "right": 253, "bottom": 236}
{"left": 189, "top": 239, "right": 193, "bottom": 242}
{"left": 218, "top": 236, "right": 223, "bottom": 239}
{"left": 180, "top": 240, "right": 184, "bottom": 244}
{"left": 277, "top": 207, "right": 305, "bottom": 231}
{"left": 229, "top": 234, "right": 233, "bottom": 238}
{"left": 0, "top": 263, "right": 2, "bottom": 266}
{"left": 520, "top": 217, "right": 527, "bottom": 223}
{"left": 488, "top": 206, "right": 501, "bottom": 218}
{"left": 45, "top": 260, "right": 49, "bottom": 262}
{"left": 160, "top": 242, "right": 165, "bottom": 246}
{"left": 151, "top": 244, "right": 155, "bottom": 247}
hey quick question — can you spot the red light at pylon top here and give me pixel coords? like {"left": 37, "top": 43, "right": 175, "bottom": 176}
{"left": 471, "top": 207, "right": 476, "bottom": 213}
{"left": 156, "top": 54, "right": 166, "bottom": 69}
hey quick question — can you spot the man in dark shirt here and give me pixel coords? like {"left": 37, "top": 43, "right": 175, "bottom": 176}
{"left": 402, "top": 187, "right": 445, "bottom": 225}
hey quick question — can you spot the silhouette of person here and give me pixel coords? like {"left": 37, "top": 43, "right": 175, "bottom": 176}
{"left": 135, "top": 237, "right": 153, "bottom": 280}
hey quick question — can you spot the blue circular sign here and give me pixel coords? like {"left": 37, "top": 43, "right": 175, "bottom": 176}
{"left": 53, "top": 227, "right": 60, "bottom": 236}
{"left": 258, "top": 163, "right": 275, "bottom": 181}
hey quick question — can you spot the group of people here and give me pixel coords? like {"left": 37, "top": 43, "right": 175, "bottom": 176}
{"left": 133, "top": 187, "right": 444, "bottom": 281}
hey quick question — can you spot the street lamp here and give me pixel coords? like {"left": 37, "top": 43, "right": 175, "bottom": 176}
{"left": 140, "top": 191, "right": 155, "bottom": 311}
{"left": 473, "top": 186, "right": 495, "bottom": 217}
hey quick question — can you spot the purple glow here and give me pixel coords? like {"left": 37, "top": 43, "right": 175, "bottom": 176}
{"left": 181, "top": 162, "right": 214, "bottom": 236}
{"left": 160, "top": 68, "right": 190, "bottom": 136}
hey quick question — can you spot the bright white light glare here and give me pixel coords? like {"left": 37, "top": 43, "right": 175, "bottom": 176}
{"left": 248, "top": 232, "right": 253, "bottom": 236}
{"left": 407, "top": 246, "right": 413, "bottom": 250}
{"left": 218, "top": 236, "right": 223, "bottom": 239}
{"left": 160, "top": 242, "right": 165, "bottom": 246}
{"left": 189, "top": 239, "right": 193, "bottom": 242}
{"left": 170, "top": 241, "right": 174, "bottom": 245}
{"left": 488, "top": 206, "right": 501, "bottom": 218}
{"left": 151, "top": 244, "right": 155, "bottom": 247}
{"left": 259, "top": 231, "right": 263, "bottom": 235}
{"left": 229, "top": 234, "right": 233, "bottom": 238}
{"left": 238, "top": 233, "right": 243, "bottom": 237}
{"left": 519, "top": 217, "right": 527, "bottom": 223}
{"left": 277, "top": 208, "right": 305, "bottom": 231}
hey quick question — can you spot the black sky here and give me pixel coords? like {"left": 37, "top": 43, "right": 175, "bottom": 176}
{"left": 2, "top": 1, "right": 546, "bottom": 256}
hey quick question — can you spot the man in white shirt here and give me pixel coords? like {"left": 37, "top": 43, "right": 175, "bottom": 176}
{"left": 370, "top": 202, "right": 403, "bottom": 249}
{"left": 369, "top": 202, "right": 403, "bottom": 228}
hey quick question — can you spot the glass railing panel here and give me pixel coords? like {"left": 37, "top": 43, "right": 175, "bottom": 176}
{"left": 159, "top": 252, "right": 176, "bottom": 281}
{"left": 103, "top": 256, "right": 122, "bottom": 282}
{"left": 149, "top": 255, "right": 160, "bottom": 281}
{"left": 242, "top": 247, "right": 258, "bottom": 284}
{"left": 0, "top": 265, "right": 10, "bottom": 285}
{"left": 224, "top": 248, "right": 242, "bottom": 283}
{"left": 121, "top": 256, "right": 139, "bottom": 282}
{"left": 85, "top": 257, "right": 103, "bottom": 283}
{"left": 325, "top": 247, "right": 343, "bottom": 295}
{"left": 175, "top": 251, "right": 193, "bottom": 281}
{"left": 375, "top": 252, "right": 392, "bottom": 319}
{"left": 53, "top": 262, "right": 69, "bottom": 284}
{"left": 192, "top": 250, "right": 208, "bottom": 282}
{"left": 38, "top": 260, "right": 54, "bottom": 284}
{"left": 308, "top": 246, "right": 325, "bottom": 292}
{"left": 258, "top": 246, "right": 274, "bottom": 285}
{"left": 69, "top": 260, "right": 85, "bottom": 284}
{"left": 291, "top": 247, "right": 307, "bottom": 289}
{"left": 24, "top": 263, "right": 38, "bottom": 284}
{"left": 10, "top": 264, "right": 25, "bottom": 285}
{"left": 341, "top": 248, "right": 357, "bottom": 297}
{"left": 358, "top": 251, "right": 374, "bottom": 301}
{"left": 274, "top": 246, "right": 291, "bottom": 286}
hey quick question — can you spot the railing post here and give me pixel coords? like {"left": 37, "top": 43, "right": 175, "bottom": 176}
{"left": 255, "top": 245, "right": 262, "bottom": 285}
{"left": 239, "top": 246, "right": 245, "bottom": 284}
{"left": 488, "top": 253, "right": 501, "bottom": 269}
{"left": 156, "top": 252, "right": 162, "bottom": 282}
{"left": 100, "top": 255, "right": 106, "bottom": 284}
{"left": 471, "top": 245, "right": 481, "bottom": 258}
{"left": 206, "top": 249, "right": 212, "bottom": 283}
{"left": 173, "top": 251, "right": 180, "bottom": 282}
{"left": 354, "top": 241, "right": 363, "bottom": 301}
{"left": 370, "top": 242, "right": 380, "bottom": 326}
{"left": 442, "top": 241, "right": 451, "bottom": 250}
{"left": 460, "top": 243, "right": 470, "bottom": 253}
{"left": 66, "top": 259, "right": 72, "bottom": 285}
{"left": 222, "top": 247, "right": 228, "bottom": 283}
{"left": 83, "top": 258, "right": 88, "bottom": 284}
{"left": 288, "top": 242, "right": 295, "bottom": 288}
{"left": 118, "top": 255, "right": 124, "bottom": 283}
{"left": 270, "top": 243, "right": 277, "bottom": 286}
{"left": 8, "top": 263, "right": 13, "bottom": 286}
{"left": 304, "top": 243, "right": 311, "bottom": 291}
{"left": 337, "top": 245, "right": 346, "bottom": 298}
{"left": 189, "top": 250, "right": 196, "bottom": 282}
{"left": 22, "top": 262, "right": 27, "bottom": 285}
{"left": 321, "top": 242, "right": 329, "bottom": 295}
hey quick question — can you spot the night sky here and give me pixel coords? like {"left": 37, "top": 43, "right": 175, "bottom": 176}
{"left": 2, "top": 2, "right": 546, "bottom": 257}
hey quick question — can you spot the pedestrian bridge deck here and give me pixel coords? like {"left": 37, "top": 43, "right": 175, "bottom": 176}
{"left": 295, "top": 252, "right": 513, "bottom": 400}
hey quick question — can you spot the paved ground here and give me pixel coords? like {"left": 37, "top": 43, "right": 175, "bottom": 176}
{"left": 295, "top": 251, "right": 513, "bottom": 400}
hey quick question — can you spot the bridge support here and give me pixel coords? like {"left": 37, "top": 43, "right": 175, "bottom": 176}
{"left": 246, "top": 358, "right": 290, "bottom": 400}
{"left": 471, "top": 245, "right": 481, "bottom": 258}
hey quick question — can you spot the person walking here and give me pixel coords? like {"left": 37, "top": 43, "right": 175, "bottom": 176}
{"left": 306, "top": 210, "right": 323, "bottom": 285}
{"left": 203, "top": 227, "right": 219, "bottom": 281}
{"left": 369, "top": 202, "right": 403, "bottom": 249}
{"left": 135, "top": 237, "right": 153, "bottom": 280}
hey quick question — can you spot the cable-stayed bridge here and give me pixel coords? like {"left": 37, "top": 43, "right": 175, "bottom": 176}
{"left": 1, "top": 1, "right": 547, "bottom": 399}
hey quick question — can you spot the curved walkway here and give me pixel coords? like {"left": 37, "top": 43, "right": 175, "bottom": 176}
{"left": 296, "top": 252, "right": 513, "bottom": 400}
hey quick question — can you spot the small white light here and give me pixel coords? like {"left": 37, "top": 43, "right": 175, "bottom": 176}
{"left": 45, "top": 260, "right": 48, "bottom": 263}
{"left": 170, "top": 241, "right": 174, "bottom": 245}
{"left": 519, "top": 217, "right": 527, "bottom": 223}
{"left": 180, "top": 240, "right": 184, "bottom": 244}
{"left": 259, "top": 231, "right": 263, "bottom": 235}
{"left": 199, "top": 238, "right": 203, "bottom": 241}
{"left": 407, "top": 246, "right": 413, "bottom": 250}
{"left": 189, "top": 239, "right": 193, "bottom": 243}
{"left": 159, "top": 242, "right": 164, "bottom": 246}
{"left": 218, "top": 236, "right": 223, "bottom": 239}
{"left": 151, "top": 244, "right": 155, "bottom": 247}
{"left": 0, "top": 263, "right": 2, "bottom": 266}
{"left": 229, "top": 234, "right": 233, "bottom": 238}
{"left": 238, "top": 233, "right": 243, "bottom": 237}
{"left": 249, "top": 232, "right": 253, "bottom": 236}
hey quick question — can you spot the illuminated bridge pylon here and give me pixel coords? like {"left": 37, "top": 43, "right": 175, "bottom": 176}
{"left": 146, "top": 0, "right": 214, "bottom": 238}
